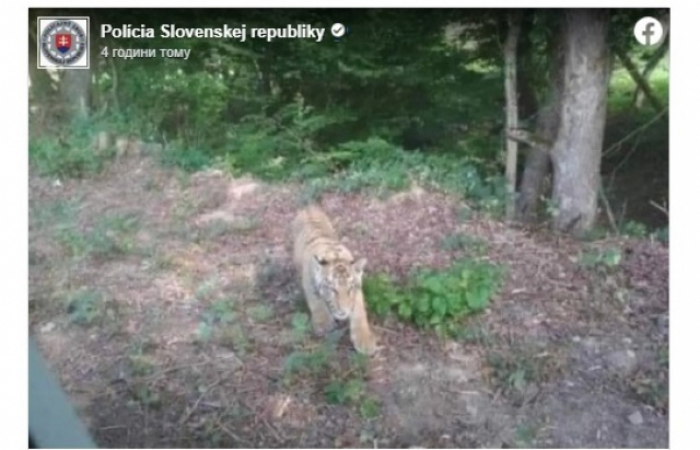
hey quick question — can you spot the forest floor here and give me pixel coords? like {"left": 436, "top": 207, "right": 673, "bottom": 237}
{"left": 29, "top": 154, "right": 669, "bottom": 448}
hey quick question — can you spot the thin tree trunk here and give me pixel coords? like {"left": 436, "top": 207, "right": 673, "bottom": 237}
{"left": 108, "top": 51, "right": 120, "bottom": 112}
{"left": 504, "top": 11, "right": 522, "bottom": 221}
{"left": 633, "top": 35, "right": 669, "bottom": 109}
{"left": 615, "top": 47, "right": 665, "bottom": 114}
{"left": 550, "top": 9, "right": 611, "bottom": 236}
{"left": 515, "top": 12, "right": 538, "bottom": 122}
{"left": 59, "top": 70, "right": 92, "bottom": 121}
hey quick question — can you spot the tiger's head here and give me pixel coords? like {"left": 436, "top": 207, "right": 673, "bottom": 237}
{"left": 311, "top": 254, "right": 367, "bottom": 321}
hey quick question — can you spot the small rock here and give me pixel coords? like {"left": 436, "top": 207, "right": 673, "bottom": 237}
{"left": 580, "top": 337, "right": 600, "bottom": 355}
{"left": 39, "top": 322, "right": 56, "bottom": 333}
{"left": 606, "top": 349, "right": 638, "bottom": 376}
{"left": 628, "top": 410, "right": 644, "bottom": 426}
{"left": 654, "top": 313, "right": 669, "bottom": 334}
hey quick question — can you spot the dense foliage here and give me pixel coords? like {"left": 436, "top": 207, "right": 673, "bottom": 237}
{"left": 29, "top": 9, "right": 669, "bottom": 227}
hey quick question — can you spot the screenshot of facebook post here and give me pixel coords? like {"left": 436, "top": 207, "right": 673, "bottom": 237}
{"left": 29, "top": 7, "right": 669, "bottom": 449}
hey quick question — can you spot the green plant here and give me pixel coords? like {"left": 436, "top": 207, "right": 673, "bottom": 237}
{"left": 196, "top": 321, "right": 215, "bottom": 342}
{"left": 513, "top": 423, "right": 538, "bottom": 448}
{"left": 65, "top": 289, "right": 103, "bottom": 325}
{"left": 628, "top": 372, "right": 668, "bottom": 412}
{"left": 322, "top": 358, "right": 381, "bottom": 419}
{"left": 128, "top": 383, "right": 162, "bottom": 409}
{"left": 628, "top": 344, "right": 668, "bottom": 412}
{"left": 283, "top": 346, "right": 332, "bottom": 381}
{"left": 651, "top": 226, "right": 668, "bottom": 244}
{"left": 290, "top": 312, "right": 312, "bottom": 342}
{"left": 365, "top": 260, "right": 502, "bottom": 337}
{"left": 248, "top": 304, "right": 274, "bottom": 322}
{"left": 196, "top": 298, "right": 237, "bottom": 343}
{"left": 128, "top": 354, "right": 156, "bottom": 378}
{"left": 217, "top": 324, "right": 252, "bottom": 354}
{"left": 195, "top": 278, "right": 221, "bottom": 302}
{"left": 203, "top": 298, "right": 236, "bottom": 323}
{"left": 324, "top": 378, "right": 365, "bottom": 405}
{"left": 29, "top": 118, "right": 110, "bottom": 179}
{"left": 581, "top": 226, "right": 611, "bottom": 242}
{"left": 359, "top": 396, "right": 382, "bottom": 419}
{"left": 579, "top": 247, "right": 623, "bottom": 270}
{"left": 620, "top": 220, "right": 648, "bottom": 237}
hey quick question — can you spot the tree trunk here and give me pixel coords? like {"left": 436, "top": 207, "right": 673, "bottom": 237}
{"left": 550, "top": 9, "right": 611, "bottom": 236}
{"left": 503, "top": 11, "right": 522, "bottom": 221}
{"left": 28, "top": 22, "right": 55, "bottom": 101}
{"left": 516, "top": 112, "right": 557, "bottom": 222}
{"left": 515, "top": 18, "right": 564, "bottom": 223}
{"left": 59, "top": 69, "right": 92, "bottom": 122}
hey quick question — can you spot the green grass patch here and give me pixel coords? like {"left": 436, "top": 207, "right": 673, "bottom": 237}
{"left": 247, "top": 304, "right": 274, "bottom": 323}
{"left": 28, "top": 116, "right": 119, "bottom": 179}
{"left": 607, "top": 63, "right": 669, "bottom": 115}
{"left": 56, "top": 213, "right": 140, "bottom": 260}
{"left": 578, "top": 247, "right": 623, "bottom": 272}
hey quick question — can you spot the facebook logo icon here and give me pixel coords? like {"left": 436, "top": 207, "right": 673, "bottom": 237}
{"left": 634, "top": 17, "right": 665, "bottom": 46}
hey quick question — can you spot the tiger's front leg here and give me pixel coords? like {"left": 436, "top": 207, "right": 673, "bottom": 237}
{"left": 349, "top": 292, "right": 378, "bottom": 355}
{"left": 302, "top": 270, "right": 336, "bottom": 336}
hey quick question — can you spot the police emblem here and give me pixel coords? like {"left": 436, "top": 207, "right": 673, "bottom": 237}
{"left": 38, "top": 18, "right": 89, "bottom": 68}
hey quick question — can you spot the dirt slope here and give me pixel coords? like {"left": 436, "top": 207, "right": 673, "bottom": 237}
{"left": 29, "top": 155, "right": 668, "bottom": 448}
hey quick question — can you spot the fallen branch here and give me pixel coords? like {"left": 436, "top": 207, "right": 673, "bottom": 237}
{"left": 216, "top": 419, "right": 251, "bottom": 446}
{"left": 143, "top": 360, "right": 212, "bottom": 383}
{"left": 649, "top": 200, "right": 669, "bottom": 217}
{"left": 506, "top": 129, "right": 553, "bottom": 148}
{"left": 614, "top": 46, "right": 666, "bottom": 114}
{"left": 179, "top": 378, "right": 223, "bottom": 425}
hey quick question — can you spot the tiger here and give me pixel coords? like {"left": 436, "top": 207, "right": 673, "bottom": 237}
{"left": 291, "top": 205, "right": 378, "bottom": 355}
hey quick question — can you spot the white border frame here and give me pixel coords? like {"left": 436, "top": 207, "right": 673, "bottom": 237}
{"left": 12, "top": 2, "right": 696, "bottom": 450}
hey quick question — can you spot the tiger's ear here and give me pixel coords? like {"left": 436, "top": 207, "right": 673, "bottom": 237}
{"left": 352, "top": 257, "right": 367, "bottom": 276}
